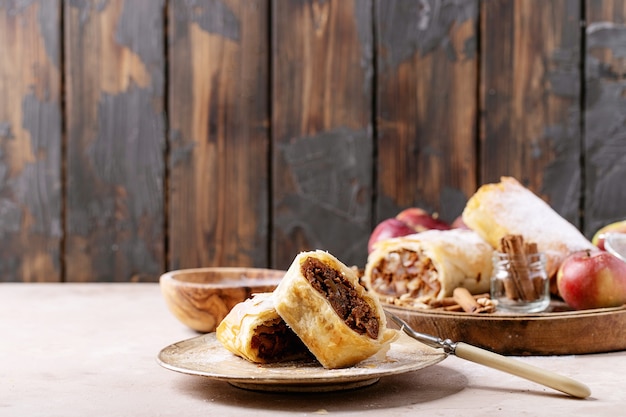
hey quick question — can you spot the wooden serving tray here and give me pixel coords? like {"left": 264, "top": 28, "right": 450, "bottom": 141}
{"left": 385, "top": 302, "right": 626, "bottom": 356}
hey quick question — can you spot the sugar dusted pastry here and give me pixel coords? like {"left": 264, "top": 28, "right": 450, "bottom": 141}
{"left": 216, "top": 293, "right": 309, "bottom": 363}
{"left": 462, "top": 177, "right": 595, "bottom": 280}
{"left": 273, "top": 250, "right": 398, "bottom": 369}
{"left": 364, "top": 229, "right": 493, "bottom": 307}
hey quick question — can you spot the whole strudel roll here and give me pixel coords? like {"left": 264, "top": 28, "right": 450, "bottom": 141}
{"left": 216, "top": 293, "right": 309, "bottom": 363}
{"left": 273, "top": 250, "right": 398, "bottom": 369}
{"left": 363, "top": 229, "right": 493, "bottom": 308}
{"left": 462, "top": 177, "right": 595, "bottom": 281}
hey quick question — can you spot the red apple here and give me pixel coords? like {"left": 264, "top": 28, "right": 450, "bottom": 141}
{"left": 557, "top": 249, "right": 626, "bottom": 310}
{"left": 367, "top": 218, "right": 416, "bottom": 253}
{"left": 395, "top": 208, "right": 451, "bottom": 232}
{"left": 592, "top": 220, "right": 626, "bottom": 250}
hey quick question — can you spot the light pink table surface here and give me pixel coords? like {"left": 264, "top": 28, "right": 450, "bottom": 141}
{"left": 1, "top": 283, "right": 623, "bottom": 416}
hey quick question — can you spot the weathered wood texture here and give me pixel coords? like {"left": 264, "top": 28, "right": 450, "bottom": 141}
{"left": 271, "top": 0, "right": 373, "bottom": 268}
{"left": 376, "top": 0, "right": 479, "bottom": 223}
{"left": 1, "top": 0, "right": 626, "bottom": 282}
{"left": 585, "top": 0, "right": 626, "bottom": 236}
{"left": 0, "top": 1, "right": 62, "bottom": 282}
{"left": 481, "top": 0, "right": 582, "bottom": 225}
{"left": 168, "top": 0, "right": 270, "bottom": 270}
{"left": 64, "top": 0, "right": 165, "bottom": 281}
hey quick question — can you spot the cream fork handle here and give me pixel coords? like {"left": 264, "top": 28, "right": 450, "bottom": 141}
{"left": 454, "top": 342, "right": 591, "bottom": 399}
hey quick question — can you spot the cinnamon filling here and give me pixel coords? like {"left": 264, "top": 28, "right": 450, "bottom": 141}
{"left": 370, "top": 249, "right": 441, "bottom": 300}
{"left": 301, "top": 258, "right": 379, "bottom": 339}
{"left": 250, "top": 318, "right": 308, "bottom": 361}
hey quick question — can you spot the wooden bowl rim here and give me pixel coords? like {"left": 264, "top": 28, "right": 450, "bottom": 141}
{"left": 159, "top": 267, "right": 286, "bottom": 289}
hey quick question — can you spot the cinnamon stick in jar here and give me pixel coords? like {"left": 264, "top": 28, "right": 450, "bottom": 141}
{"left": 525, "top": 241, "right": 545, "bottom": 296}
{"left": 499, "top": 235, "right": 538, "bottom": 301}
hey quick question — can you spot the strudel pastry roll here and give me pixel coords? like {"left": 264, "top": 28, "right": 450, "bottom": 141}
{"left": 273, "top": 250, "right": 398, "bottom": 369}
{"left": 363, "top": 229, "right": 493, "bottom": 307}
{"left": 462, "top": 177, "right": 595, "bottom": 280}
{"left": 216, "top": 293, "right": 309, "bottom": 363}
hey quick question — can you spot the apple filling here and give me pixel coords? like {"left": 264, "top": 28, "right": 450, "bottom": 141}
{"left": 369, "top": 248, "right": 441, "bottom": 302}
{"left": 250, "top": 317, "right": 309, "bottom": 362}
{"left": 301, "top": 257, "right": 379, "bottom": 339}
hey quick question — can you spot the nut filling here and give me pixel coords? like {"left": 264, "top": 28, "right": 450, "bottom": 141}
{"left": 302, "top": 258, "right": 379, "bottom": 339}
{"left": 370, "top": 249, "right": 442, "bottom": 300}
{"left": 250, "top": 318, "right": 309, "bottom": 361}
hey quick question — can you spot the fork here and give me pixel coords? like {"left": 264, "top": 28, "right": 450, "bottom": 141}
{"left": 386, "top": 311, "right": 591, "bottom": 399}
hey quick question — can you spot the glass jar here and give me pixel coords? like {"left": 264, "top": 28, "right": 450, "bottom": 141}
{"left": 490, "top": 251, "right": 550, "bottom": 313}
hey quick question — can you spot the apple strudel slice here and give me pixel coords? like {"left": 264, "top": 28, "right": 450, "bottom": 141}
{"left": 216, "top": 293, "right": 310, "bottom": 363}
{"left": 363, "top": 229, "right": 493, "bottom": 308}
{"left": 273, "top": 250, "right": 398, "bottom": 369}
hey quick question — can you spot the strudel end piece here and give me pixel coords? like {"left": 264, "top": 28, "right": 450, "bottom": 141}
{"left": 462, "top": 176, "right": 595, "bottom": 280}
{"left": 216, "top": 293, "right": 309, "bottom": 363}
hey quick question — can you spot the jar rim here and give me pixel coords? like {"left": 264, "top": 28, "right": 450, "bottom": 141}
{"left": 492, "top": 251, "right": 546, "bottom": 264}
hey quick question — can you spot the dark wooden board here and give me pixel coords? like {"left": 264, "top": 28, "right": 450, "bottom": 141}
{"left": 584, "top": 1, "right": 626, "bottom": 237}
{"left": 480, "top": 0, "right": 582, "bottom": 225}
{"left": 271, "top": 0, "right": 374, "bottom": 269}
{"left": 64, "top": 0, "right": 165, "bottom": 281}
{"left": 0, "top": 1, "right": 62, "bottom": 282}
{"left": 167, "top": 0, "right": 270, "bottom": 270}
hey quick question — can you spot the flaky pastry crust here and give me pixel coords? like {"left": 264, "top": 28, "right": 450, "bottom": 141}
{"left": 273, "top": 250, "right": 398, "bottom": 369}
{"left": 364, "top": 229, "right": 493, "bottom": 306}
{"left": 216, "top": 293, "right": 308, "bottom": 363}
{"left": 462, "top": 176, "right": 595, "bottom": 280}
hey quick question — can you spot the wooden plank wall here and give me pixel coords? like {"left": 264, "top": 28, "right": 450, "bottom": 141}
{"left": 1, "top": 0, "right": 625, "bottom": 282}
{"left": 64, "top": 1, "right": 166, "bottom": 282}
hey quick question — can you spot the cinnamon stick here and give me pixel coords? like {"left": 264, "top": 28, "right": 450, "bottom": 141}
{"left": 453, "top": 287, "right": 480, "bottom": 313}
{"left": 401, "top": 292, "right": 495, "bottom": 313}
{"left": 526, "top": 242, "right": 545, "bottom": 296}
{"left": 500, "top": 235, "right": 538, "bottom": 301}
{"left": 428, "top": 293, "right": 490, "bottom": 308}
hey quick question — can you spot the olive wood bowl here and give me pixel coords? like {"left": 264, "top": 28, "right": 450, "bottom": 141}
{"left": 160, "top": 267, "right": 286, "bottom": 332}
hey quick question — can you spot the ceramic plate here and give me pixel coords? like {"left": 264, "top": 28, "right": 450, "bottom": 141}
{"left": 157, "top": 332, "right": 446, "bottom": 392}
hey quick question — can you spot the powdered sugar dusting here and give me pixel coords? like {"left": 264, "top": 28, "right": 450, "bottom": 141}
{"left": 463, "top": 177, "right": 595, "bottom": 276}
